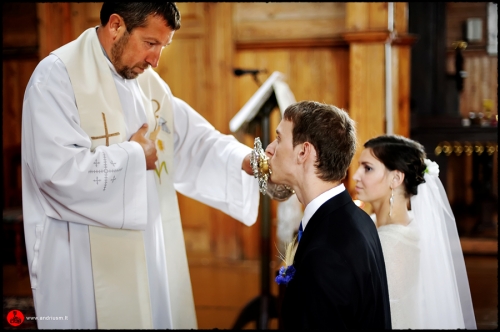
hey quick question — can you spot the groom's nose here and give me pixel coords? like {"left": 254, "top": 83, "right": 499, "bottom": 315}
{"left": 265, "top": 140, "right": 276, "bottom": 158}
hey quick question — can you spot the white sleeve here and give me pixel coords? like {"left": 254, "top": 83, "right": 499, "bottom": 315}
{"left": 22, "top": 56, "right": 148, "bottom": 230}
{"left": 171, "top": 96, "right": 259, "bottom": 226}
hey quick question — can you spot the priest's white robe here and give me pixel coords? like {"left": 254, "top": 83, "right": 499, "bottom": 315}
{"left": 21, "top": 32, "right": 259, "bottom": 329}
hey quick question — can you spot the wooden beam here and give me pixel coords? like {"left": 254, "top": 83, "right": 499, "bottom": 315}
{"left": 344, "top": 3, "right": 412, "bottom": 202}
{"left": 236, "top": 37, "right": 348, "bottom": 50}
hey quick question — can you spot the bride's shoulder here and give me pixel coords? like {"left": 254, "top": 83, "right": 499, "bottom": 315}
{"left": 377, "top": 220, "right": 420, "bottom": 244}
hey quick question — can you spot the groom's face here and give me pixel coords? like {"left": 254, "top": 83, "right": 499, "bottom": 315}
{"left": 265, "top": 119, "right": 298, "bottom": 186}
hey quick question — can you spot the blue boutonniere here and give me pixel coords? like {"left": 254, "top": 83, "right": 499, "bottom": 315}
{"left": 275, "top": 234, "right": 299, "bottom": 286}
{"left": 275, "top": 265, "right": 296, "bottom": 285}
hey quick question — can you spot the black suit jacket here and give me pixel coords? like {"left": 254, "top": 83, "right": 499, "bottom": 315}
{"left": 282, "top": 190, "right": 392, "bottom": 330}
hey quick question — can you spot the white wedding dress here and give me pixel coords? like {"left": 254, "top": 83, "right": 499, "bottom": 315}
{"left": 377, "top": 218, "right": 423, "bottom": 329}
{"left": 372, "top": 166, "right": 476, "bottom": 330}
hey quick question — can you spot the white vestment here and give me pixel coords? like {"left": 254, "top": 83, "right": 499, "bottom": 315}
{"left": 21, "top": 27, "right": 259, "bottom": 329}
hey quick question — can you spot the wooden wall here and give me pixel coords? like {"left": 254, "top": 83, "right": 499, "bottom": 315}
{"left": 156, "top": 3, "right": 245, "bottom": 260}
{"left": 444, "top": 2, "right": 498, "bottom": 231}
{"left": 3, "top": 3, "right": 39, "bottom": 208}
{"left": 446, "top": 51, "right": 498, "bottom": 119}
{"left": 3, "top": 1, "right": 497, "bottom": 254}
{"left": 155, "top": 3, "right": 360, "bottom": 262}
{"left": 445, "top": 2, "right": 498, "bottom": 119}
{"left": 3, "top": 2, "right": 497, "bottom": 328}
{"left": 0, "top": 2, "right": 411, "bottom": 260}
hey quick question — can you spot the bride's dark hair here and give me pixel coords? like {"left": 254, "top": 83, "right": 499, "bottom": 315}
{"left": 364, "top": 134, "right": 427, "bottom": 197}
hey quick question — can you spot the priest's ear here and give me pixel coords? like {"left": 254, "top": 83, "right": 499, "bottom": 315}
{"left": 108, "top": 14, "right": 125, "bottom": 36}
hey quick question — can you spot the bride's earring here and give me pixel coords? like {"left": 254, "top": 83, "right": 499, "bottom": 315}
{"left": 389, "top": 187, "right": 394, "bottom": 217}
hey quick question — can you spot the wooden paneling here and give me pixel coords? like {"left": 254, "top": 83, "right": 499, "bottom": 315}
{"left": 394, "top": 45, "right": 412, "bottom": 137}
{"left": 233, "top": 44, "right": 350, "bottom": 267}
{"left": 37, "top": 3, "right": 73, "bottom": 59}
{"left": 172, "top": 2, "right": 205, "bottom": 38}
{"left": 344, "top": 3, "right": 413, "bottom": 202}
{"left": 347, "top": 43, "right": 386, "bottom": 195}
{"left": 394, "top": 2, "right": 409, "bottom": 34}
{"left": 234, "top": 49, "right": 349, "bottom": 118}
{"left": 444, "top": 2, "right": 497, "bottom": 121}
{"left": 2, "top": 4, "right": 496, "bottom": 330}
{"left": 346, "top": 2, "right": 388, "bottom": 31}
{"left": 2, "top": 59, "right": 38, "bottom": 149}
{"left": 5, "top": 2, "right": 413, "bottom": 259}
{"left": 2, "top": 3, "right": 38, "bottom": 51}
{"left": 446, "top": 2, "right": 488, "bottom": 50}
{"left": 70, "top": 3, "right": 102, "bottom": 39}
{"left": 463, "top": 53, "right": 498, "bottom": 118}
{"left": 156, "top": 3, "right": 252, "bottom": 260}
{"left": 39, "top": 2, "right": 101, "bottom": 57}
{"left": 3, "top": 59, "right": 39, "bottom": 208}
{"left": 189, "top": 254, "right": 281, "bottom": 329}
{"left": 3, "top": 3, "right": 39, "bottom": 209}
{"left": 155, "top": 4, "right": 215, "bottom": 256}
{"left": 234, "top": 46, "right": 349, "bottom": 261}
{"left": 446, "top": 52, "right": 498, "bottom": 119}
{"left": 233, "top": 3, "right": 345, "bottom": 42}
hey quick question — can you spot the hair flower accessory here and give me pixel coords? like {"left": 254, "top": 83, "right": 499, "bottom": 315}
{"left": 275, "top": 265, "right": 296, "bottom": 285}
{"left": 424, "top": 159, "right": 439, "bottom": 176}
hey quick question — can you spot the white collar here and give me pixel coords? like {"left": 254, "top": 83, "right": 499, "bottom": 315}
{"left": 301, "top": 183, "right": 345, "bottom": 230}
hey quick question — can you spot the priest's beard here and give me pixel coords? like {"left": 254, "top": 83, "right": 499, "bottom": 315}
{"left": 111, "top": 30, "right": 149, "bottom": 79}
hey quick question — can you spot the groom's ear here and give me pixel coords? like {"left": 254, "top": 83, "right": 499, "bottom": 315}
{"left": 297, "top": 141, "right": 314, "bottom": 164}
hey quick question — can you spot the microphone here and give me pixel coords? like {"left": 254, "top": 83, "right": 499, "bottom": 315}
{"left": 233, "top": 68, "right": 267, "bottom": 76}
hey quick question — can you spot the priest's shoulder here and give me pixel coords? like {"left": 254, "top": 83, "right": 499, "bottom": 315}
{"left": 29, "top": 54, "right": 69, "bottom": 86}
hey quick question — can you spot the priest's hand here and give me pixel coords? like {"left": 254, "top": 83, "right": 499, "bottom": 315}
{"left": 130, "top": 123, "right": 158, "bottom": 170}
{"left": 242, "top": 153, "right": 253, "bottom": 175}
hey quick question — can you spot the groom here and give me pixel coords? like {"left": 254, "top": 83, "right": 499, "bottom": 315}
{"left": 265, "top": 101, "right": 391, "bottom": 329}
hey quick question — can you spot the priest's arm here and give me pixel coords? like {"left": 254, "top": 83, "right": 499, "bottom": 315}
{"left": 171, "top": 96, "right": 260, "bottom": 226}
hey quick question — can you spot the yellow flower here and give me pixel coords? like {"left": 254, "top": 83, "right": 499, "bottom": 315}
{"left": 157, "top": 139, "right": 164, "bottom": 151}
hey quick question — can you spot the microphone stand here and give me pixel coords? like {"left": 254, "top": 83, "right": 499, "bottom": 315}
{"left": 233, "top": 68, "right": 267, "bottom": 87}
{"left": 232, "top": 93, "right": 279, "bottom": 330}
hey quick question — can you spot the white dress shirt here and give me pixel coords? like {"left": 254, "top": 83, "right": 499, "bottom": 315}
{"left": 301, "top": 183, "right": 346, "bottom": 230}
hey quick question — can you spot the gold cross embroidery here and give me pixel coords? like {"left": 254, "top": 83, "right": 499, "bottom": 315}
{"left": 91, "top": 113, "right": 120, "bottom": 146}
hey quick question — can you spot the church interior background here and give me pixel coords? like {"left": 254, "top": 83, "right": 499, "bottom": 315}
{"left": 3, "top": 3, "right": 497, "bottom": 329}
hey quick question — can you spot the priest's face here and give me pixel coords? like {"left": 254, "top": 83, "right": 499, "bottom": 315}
{"left": 111, "top": 15, "right": 175, "bottom": 79}
{"left": 265, "top": 119, "right": 299, "bottom": 187}
{"left": 352, "top": 148, "right": 393, "bottom": 205}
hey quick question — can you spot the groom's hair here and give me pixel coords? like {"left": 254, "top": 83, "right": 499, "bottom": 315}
{"left": 100, "top": 2, "right": 181, "bottom": 33}
{"left": 284, "top": 101, "right": 356, "bottom": 182}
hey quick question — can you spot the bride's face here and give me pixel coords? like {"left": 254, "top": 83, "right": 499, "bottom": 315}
{"left": 352, "top": 148, "right": 392, "bottom": 204}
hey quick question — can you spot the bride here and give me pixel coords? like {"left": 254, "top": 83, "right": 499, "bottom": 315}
{"left": 352, "top": 134, "right": 476, "bottom": 329}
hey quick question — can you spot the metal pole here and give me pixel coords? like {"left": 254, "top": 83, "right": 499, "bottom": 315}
{"left": 385, "top": 2, "right": 394, "bottom": 134}
{"left": 258, "top": 110, "right": 271, "bottom": 329}
{"left": 231, "top": 94, "right": 279, "bottom": 330}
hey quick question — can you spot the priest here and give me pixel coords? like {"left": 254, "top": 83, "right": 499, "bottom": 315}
{"left": 21, "top": 2, "right": 259, "bottom": 329}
